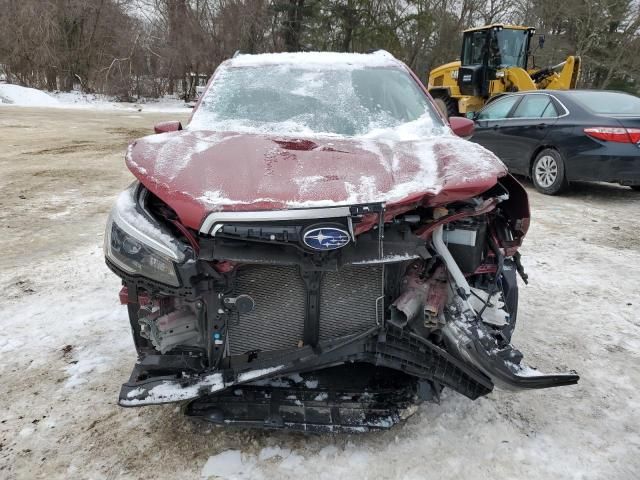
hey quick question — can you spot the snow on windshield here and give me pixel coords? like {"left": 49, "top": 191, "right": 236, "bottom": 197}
{"left": 189, "top": 59, "right": 443, "bottom": 136}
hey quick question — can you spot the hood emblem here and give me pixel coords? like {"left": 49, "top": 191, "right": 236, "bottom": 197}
{"left": 303, "top": 227, "right": 350, "bottom": 251}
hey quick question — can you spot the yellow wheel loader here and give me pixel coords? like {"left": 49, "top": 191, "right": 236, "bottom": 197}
{"left": 427, "top": 24, "right": 581, "bottom": 118}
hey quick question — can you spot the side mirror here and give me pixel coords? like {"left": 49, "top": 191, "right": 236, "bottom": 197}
{"left": 154, "top": 121, "right": 183, "bottom": 134}
{"left": 449, "top": 116, "right": 475, "bottom": 138}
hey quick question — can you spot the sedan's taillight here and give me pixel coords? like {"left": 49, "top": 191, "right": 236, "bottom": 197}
{"left": 584, "top": 127, "right": 640, "bottom": 143}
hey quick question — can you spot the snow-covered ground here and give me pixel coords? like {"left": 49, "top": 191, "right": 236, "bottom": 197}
{"left": 0, "top": 107, "right": 639, "bottom": 479}
{"left": 0, "top": 83, "right": 191, "bottom": 112}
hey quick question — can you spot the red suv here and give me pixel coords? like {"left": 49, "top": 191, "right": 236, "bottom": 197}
{"left": 105, "top": 51, "right": 577, "bottom": 432}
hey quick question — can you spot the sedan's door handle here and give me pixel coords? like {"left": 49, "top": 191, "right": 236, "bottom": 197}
{"left": 492, "top": 124, "right": 500, "bottom": 130}
{"left": 537, "top": 123, "right": 548, "bottom": 130}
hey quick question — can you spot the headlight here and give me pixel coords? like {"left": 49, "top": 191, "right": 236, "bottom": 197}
{"left": 104, "top": 184, "right": 186, "bottom": 287}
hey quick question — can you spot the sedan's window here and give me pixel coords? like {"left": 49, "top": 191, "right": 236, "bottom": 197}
{"left": 571, "top": 91, "right": 640, "bottom": 115}
{"left": 512, "top": 95, "right": 557, "bottom": 118}
{"left": 476, "top": 96, "right": 519, "bottom": 120}
{"left": 541, "top": 102, "right": 559, "bottom": 118}
{"left": 190, "top": 66, "right": 444, "bottom": 136}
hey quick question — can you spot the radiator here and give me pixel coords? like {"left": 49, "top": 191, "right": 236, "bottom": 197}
{"left": 228, "top": 265, "right": 382, "bottom": 356}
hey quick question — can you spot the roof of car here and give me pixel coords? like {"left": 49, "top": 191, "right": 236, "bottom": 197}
{"left": 224, "top": 50, "right": 401, "bottom": 69}
{"left": 489, "top": 90, "right": 635, "bottom": 102}
{"left": 509, "top": 89, "right": 631, "bottom": 97}
{"left": 463, "top": 24, "right": 532, "bottom": 33}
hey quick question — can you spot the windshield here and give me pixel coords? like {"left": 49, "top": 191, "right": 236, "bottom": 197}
{"left": 189, "top": 65, "right": 443, "bottom": 136}
{"left": 494, "top": 29, "right": 529, "bottom": 69}
{"left": 571, "top": 91, "right": 640, "bottom": 115}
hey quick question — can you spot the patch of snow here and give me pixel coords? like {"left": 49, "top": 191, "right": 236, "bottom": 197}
{"left": 64, "top": 350, "right": 111, "bottom": 388}
{"left": 121, "top": 373, "right": 224, "bottom": 406}
{"left": 366, "top": 417, "right": 395, "bottom": 429}
{"left": 362, "top": 113, "right": 443, "bottom": 142}
{"left": 135, "top": 132, "right": 241, "bottom": 182}
{"left": 0, "top": 86, "right": 190, "bottom": 112}
{"left": 291, "top": 72, "right": 325, "bottom": 96}
{"left": 351, "top": 253, "right": 421, "bottom": 265}
{"left": 201, "top": 450, "right": 250, "bottom": 479}
{"left": 287, "top": 373, "right": 304, "bottom": 383}
{"left": 470, "top": 288, "right": 510, "bottom": 326}
{"left": 237, "top": 365, "right": 284, "bottom": 382}
{"left": 0, "top": 337, "right": 24, "bottom": 354}
{"left": 52, "top": 90, "right": 191, "bottom": 112}
{"left": 190, "top": 117, "right": 319, "bottom": 137}
{"left": 18, "top": 427, "right": 35, "bottom": 437}
{"left": 278, "top": 452, "right": 305, "bottom": 470}
{"left": 317, "top": 445, "right": 339, "bottom": 459}
{"left": 0, "top": 84, "right": 59, "bottom": 106}
{"left": 347, "top": 449, "right": 371, "bottom": 468}
{"left": 126, "top": 387, "right": 146, "bottom": 398}
{"left": 513, "top": 363, "right": 548, "bottom": 377}
{"left": 344, "top": 175, "right": 378, "bottom": 203}
{"left": 294, "top": 175, "right": 326, "bottom": 194}
{"left": 258, "top": 446, "right": 291, "bottom": 461}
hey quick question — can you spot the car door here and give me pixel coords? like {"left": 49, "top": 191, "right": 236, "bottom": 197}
{"left": 496, "top": 94, "right": 560, "bottom": 174}
{"left": 471, "top": 95, "right": 522, "bottom": 164}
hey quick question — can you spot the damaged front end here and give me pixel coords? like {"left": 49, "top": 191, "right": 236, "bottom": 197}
{"left": 105, "top": 176, "right": 578, "bottom": 433}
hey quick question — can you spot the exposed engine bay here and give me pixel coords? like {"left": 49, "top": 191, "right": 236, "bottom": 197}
{"left": 105, "top": 174, "right": 578, "bottom": 433}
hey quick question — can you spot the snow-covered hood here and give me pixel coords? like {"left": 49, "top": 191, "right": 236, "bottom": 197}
{"left": 126, "top": 129, "right": 507, "bottom": 231}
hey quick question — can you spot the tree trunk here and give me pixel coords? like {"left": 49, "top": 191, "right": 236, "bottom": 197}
{"left": 283, "top": 0, "right": 305, "bottom": 52}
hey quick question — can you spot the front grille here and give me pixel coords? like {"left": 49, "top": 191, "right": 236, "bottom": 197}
{"left": 228, "top": 265, "right": 382, "bottom": 356}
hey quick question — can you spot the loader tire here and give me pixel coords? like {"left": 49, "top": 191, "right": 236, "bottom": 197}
{"left": 432, "top": 95, "right": 459, "bottom": 120}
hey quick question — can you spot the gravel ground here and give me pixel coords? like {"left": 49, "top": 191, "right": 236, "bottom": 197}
{"left": 1, "top": 106, "right": 639, "bottom": 480}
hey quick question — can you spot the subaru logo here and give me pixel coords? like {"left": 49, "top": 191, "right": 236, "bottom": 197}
{"left": 303, "top": 226, "right": 350, "bottom": 251}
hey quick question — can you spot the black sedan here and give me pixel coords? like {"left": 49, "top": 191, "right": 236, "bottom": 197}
{"left": 470, "top": 90, "right": 640, "bottom": 194}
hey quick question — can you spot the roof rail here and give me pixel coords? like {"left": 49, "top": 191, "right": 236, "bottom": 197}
{"left": 232, "top": 50, "right": 241, "bottom": 58}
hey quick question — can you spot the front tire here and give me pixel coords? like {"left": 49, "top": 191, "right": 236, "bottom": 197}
{"left": 432, "top": 95, "right": 459, "bottom": 120}
{"left": 531, "top": 148, "right": 568, "bottom": 195}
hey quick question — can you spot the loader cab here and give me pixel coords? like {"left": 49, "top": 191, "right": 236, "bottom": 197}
{"left": 458, "top": 25, "right": 534, "bottom": 98}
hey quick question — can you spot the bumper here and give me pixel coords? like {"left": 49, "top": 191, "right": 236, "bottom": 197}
{"left": 119, "top": 322, "right": 578, "bottom": 431}
{"left": 120, "top": 327, "right": 493, "bottom": 406}
{"left": 566, "top": 146, "right": 640, "bottom": 186}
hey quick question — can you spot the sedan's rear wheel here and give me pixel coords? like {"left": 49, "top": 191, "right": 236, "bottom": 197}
{"left": 532, "top": 149, "right": 567, "bottom": 195}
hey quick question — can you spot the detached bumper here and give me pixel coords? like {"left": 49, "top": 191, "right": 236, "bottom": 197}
{"left": 443, "top": 320, "right": 579, "bottom": 390}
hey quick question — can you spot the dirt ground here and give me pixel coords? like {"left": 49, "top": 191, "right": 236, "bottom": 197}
{"left": 1, "top": 106, "right": 639, "bottom": 479}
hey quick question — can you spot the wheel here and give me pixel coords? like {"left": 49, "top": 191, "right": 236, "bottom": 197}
{"left": 432, "top": 95, "right": 459, "bottom": 120}
{"left": 531, "top": 148, "right": 568, "bottom": 195}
